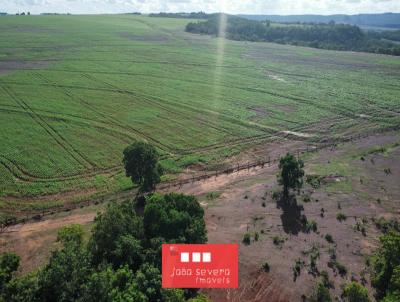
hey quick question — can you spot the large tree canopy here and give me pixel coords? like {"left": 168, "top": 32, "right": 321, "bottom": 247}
{"left": 123, "top": 142, "right": 163, "bottom": 192}
{"left": 143, "top": 193, "right": 207, "bottom": 243}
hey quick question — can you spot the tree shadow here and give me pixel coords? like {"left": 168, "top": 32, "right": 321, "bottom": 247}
{"left": 276, "top": 193, "right": 306, "bottom": 235}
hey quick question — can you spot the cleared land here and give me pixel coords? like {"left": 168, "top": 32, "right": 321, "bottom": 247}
{"left": 1, "top": 132, "right": 399, "bottom": 301}
{"left": 0, "top": 15, "right": 399, "bottom": 213}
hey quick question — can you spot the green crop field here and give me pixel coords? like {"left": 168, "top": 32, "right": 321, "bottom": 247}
{"left": 0, "top": 14, "right": 399, "bottom": 211}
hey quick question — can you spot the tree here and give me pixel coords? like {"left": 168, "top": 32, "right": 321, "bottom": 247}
{"left": 343, "top": 282, "right": 370, "bottom": 302}
{"left": 278, "top": 153, "right": 304, "bottom": 199}
{"left": 4, "top": 273, "right": 39, "bottom": 302}
{"left": 386, "top": 266, "right": 400, "bottom": 300}
{"left": 38, "top": 226, "right": 92, "bottom": 302}
{"left": 371, "top": 232, "right": 400, "bottom": 300}
{"left": 143, "top": 193, "right": 207, "bottom": 244}
{"left": 123, "top": 141, "right": 163, "bottom": 192}
{"left": 111, "top": 235, "right": 143, "bottom": 272}
{"left": 89, "top": 201, "right": 144, "bottom": 268}
{"left": 0, "top": 253, "right": 20, "bottom": 297}
{"left": 134, "top": 264, "right": 185, "bottom": 302}
{"left": 81, "top": 266, "right": 147, "bottom": 302}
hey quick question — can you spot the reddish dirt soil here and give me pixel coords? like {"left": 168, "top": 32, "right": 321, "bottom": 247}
{"left": 0, "top": 132, "right": 399, "bottom": 301}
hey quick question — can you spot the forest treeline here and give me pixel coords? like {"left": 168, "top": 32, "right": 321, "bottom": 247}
{"left": 185, "top": 14, "right": 400, "bottom": 56}
{"left": 0, "top": 193, "right": 209, "bottom": 302}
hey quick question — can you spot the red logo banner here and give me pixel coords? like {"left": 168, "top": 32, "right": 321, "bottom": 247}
{"left": 162, "top": 244, "right": 239, "bottom": 288}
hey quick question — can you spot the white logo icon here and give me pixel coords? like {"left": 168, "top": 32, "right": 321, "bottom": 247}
{"left": 180, "top": 252, "right": 211, "bottom": 263}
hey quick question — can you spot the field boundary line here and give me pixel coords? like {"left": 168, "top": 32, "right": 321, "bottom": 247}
{"left": 3, "top": 126, "right": 399, "bottom": 226}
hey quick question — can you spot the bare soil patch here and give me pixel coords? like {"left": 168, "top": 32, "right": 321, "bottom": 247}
{"left": 0, "top": 60, "right": 51, "bottom": 76}
{"left": 248, "top": 106, "right": 269, "bottom": 121}
{"left": 201, "top": 133, "right": 400, "bottom": 301}
{"left": 0, "top": 210, "right": 97, "bottom": 274}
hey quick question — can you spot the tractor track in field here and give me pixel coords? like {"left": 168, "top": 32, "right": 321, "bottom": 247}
{"left": 2, "top": 71, "right": 392, "bottom": 186}
{"left": 80, "top": 73, "right": 274, "bottom": 138}
{"left": 80, "top": 74, "right": 324, "bottom": 150}
{"left": 42, "top": 71, "right": 335, "bottom": 143}
{"left": 0, "top": 154, "right": 122, "bottom": 183}
{"left": 0, "top": 106, "right": 137, "bottom": 144}
{"left": 361, "top": 98, "right": 400, "bottom": 117}
{"left": 81, "top": 73, "right": 245, "bottom": 138}
{"left": 0, "top": 117, "right": 369, "bottom": 185}
{"left": 0, "top": 84, "right": 96, "bottom": 169}
{"left": 33, "top": 73, "right": 175, "bottom": 153}
{"left": 1, "top": 71, "right": 395, "bottom": 186}
{"left": 3, "top": 69, "right": 391, "bottom": 125}
{"left": 0, "top": 81, "right": 283, "bottom": 135}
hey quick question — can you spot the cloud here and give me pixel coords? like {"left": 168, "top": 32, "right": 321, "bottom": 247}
{"left": 0, "top": 0, "right": 399, "bottom": 15}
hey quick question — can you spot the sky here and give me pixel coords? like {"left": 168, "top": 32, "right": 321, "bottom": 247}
{"left": 0, "top": 0, "right": 399, "bottom": 15}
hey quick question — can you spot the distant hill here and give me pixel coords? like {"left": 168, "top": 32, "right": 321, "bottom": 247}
{"left": 239, "top": 13, "right": 400, "bottom": 30}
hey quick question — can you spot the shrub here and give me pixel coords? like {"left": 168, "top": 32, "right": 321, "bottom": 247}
{"left": 373, "top": 217, "right": 400, "bottom": 234}
{"left": 57, "top": 224, "right": 84, "bottom": 245}
{"left": 306, "top": 220, "right": 318, "bottom": 233}
{"left": 337, "top": 213, "right": 347, "bottom": 222}
{"left": 320, "top": 270, "right": 332, "bottom": 288}
{"left": 254, "top": 232, "right": 259, "bottom": 241}
{"left": 384, "top": 168, "right": 391, "bottom": 175}
{"left": 262, "top": 262, "right": 270, "bottom": 273}
{"left": 306, "top": 175, "right": 322, "bottom": 189}
{"left": 273, "top": 236, "right": 285, "bottom": 247}
{"left": 336, "top": 262, "right": 348, "bottom": 277}
{"left": 343, "top": 281, "right": 370, "bottom": 302}
{"left": 242, "top": 233, "right": 251, "bottom": 245}
{"left": 325, "top": 234, "right": 334, "bottom": 243}
{"left": 355, "top": 221, "right": 367, "bottom": 236}
{"left": 272, "top": 191, "right": 281, "bottom": 201}
{"left": 205, "top": 192, "right": 220, "bottom": 201}
{"left": 312, "top": 282, "right": 332, "bottom": 302}
{"left": 328, "top": 259, "right": 347, "bottom": 277}
{"left": 293, "top": 259, "right": 305, "bottom": 280}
